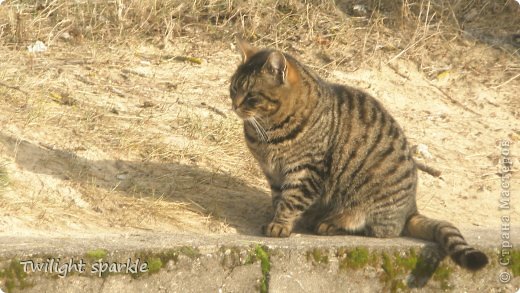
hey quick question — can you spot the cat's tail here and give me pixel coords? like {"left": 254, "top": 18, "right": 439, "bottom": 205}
{"left": 404, "top": 213, "right": 488, "bottom": 271}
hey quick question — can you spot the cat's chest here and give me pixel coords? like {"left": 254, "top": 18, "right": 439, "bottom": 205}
{"left": 253, "top": 144, "right": 285, "bottom": 165}
{"left": 249, "top": 143, "right": 287, "bottom": 177}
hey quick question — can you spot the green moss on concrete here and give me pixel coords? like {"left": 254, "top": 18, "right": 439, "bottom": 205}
{"left": 127, "top": 246, "right": 201, "bottom": 278}
{"left": 432, "top": 264, "right": 452, "bottom": 290}
{"left": 307, "top": 248, "right": 329, "bottom": 266}
{"left": 85, "top": 249, "right": 108, "bottom": 260}
{"left": 177, "top": 246, "right": 201, "bottom": 259}
{"left": 512, "top": 250, "right": 520, "bottom": 277}
{"left": 501, "top": 249, "right": 520, "bottom": 277}
{"left": 394, "top": 248, "right": 417, "bottom": 271}
{"left": 152, "top": 250, "right": 180, "bottom": 265}
{"left": 245, "top": 245, "right": 270, "bottom": 293}
{"left": 379, "top": 248, "right": 452, "bottom": 292}
{"left": 256, "top": 246, "right": 270, "bottom": 293}
{"left": 409, "top": 249, "right": 438, "bottom": 286}
{"left": 381, "top": 252, "right": 408, "bottom": 292}
{"left": 245, "top": 249, "right": 257, "bottom": 265}
{"left": 0, "top": 245, "right": 485, "bottom": 291}
{"left": 0, "top": 259, "right": 31, "bottom": 293}
{"left": 220, "top": 246, "right": 243, "bottom": 269}
{"left": 338, "top": 248, "right": 411, "bottom": 287}
{"left": 157, "top": 246, "right": 200, "bottom": 263}
{"left": 338, "top": 247, "right": 376, "bottom": 270}
{"left": 146, "top": 258, "right": 163, "bottom": 274}
{"left": 130, "top": 251, "right": 171, "bottom": 279}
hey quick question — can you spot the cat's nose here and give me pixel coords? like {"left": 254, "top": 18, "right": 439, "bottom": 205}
{"left": 232, "top": 95, "right": 245, "bottom": 111}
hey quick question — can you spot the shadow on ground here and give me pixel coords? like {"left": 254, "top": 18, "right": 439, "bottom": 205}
{"left": 0, "top": 132, "right": 272, "bottom": 235}
{"left": 1, "top": 132, "right": 452, "bottom": 287}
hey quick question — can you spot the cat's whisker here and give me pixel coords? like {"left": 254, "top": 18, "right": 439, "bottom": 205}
{"left": 252, "top": 117, "right": 269, "bottom": 142}
{"left": 249, "top": 120, "right": 262, "bottom": 140}
{"left": 245, "top": 117, "right": 260, "bottom": 140}
{"left": 249, "top": 117, "right": 268, "bottom": 142}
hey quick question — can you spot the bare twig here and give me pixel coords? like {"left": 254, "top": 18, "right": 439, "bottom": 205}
{"left": 121, "top": 68, "right": 147, "bottom": 78}
{"left": 75, "top": 75, "right": 95, "bottom": 85}
{"left": 108, "top": 86, "right": 128, "bottom": 98}
{"left": 490, "top": 73, "right": 520, "bottom": 89}
{"left": 415, "top": 161, "right": 442, "bottom": 178}
{"left": 386, "top": 32, "right": 440, "bottom": 64}
{"left": 427, "top": 83, "right": 480, "bottom": 115}
{"left": 0, "top": 81, "right": 29, "bottom": 95}
{"left": 200, "top": 103, "right": 227, "bottom": 118}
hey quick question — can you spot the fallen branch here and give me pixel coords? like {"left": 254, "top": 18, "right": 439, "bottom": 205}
{"left": 428, "top": 83, "right": 480, "bottom": 115}
{"left": 490, "top": 72, "right": 520, "bottom": 89}
{"left": 415, "top": 161, "right": 442, "bottom": 178}
{"left": 200, "top": 102, "right": 227, "bottom": 118}
{"left": 0, "top": 81, "right": 29, "bottom": 95}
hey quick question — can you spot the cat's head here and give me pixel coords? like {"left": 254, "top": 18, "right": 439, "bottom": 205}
{"left": 229, "top": 39, "right": 299, "bottom": 121}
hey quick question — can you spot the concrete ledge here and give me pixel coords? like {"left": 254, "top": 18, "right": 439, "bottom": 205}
{"left": 0, "top": 231, "right": 518, "bottom": 292}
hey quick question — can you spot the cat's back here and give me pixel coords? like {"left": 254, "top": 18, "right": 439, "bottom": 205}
{"left": 323, "top": 81, "right": 417, "bottom": 202}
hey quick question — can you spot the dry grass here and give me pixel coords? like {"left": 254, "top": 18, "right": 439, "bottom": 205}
{"left": 2, "top": 0, "right": 519, "bottom": 100}
{"left": 0, "top": 33, "right": 266, "bottom": 233}
{"left": 1, "top": 1, "right": 519, "bottom": 97}
{"left": 0, "top": 0, "right": 518, "bottom": 235}
{"left": 1, "top": 1, "right": 519, "bottom": 62}
{"left": 0, "top": 161, "right": 8, "bottom": 195}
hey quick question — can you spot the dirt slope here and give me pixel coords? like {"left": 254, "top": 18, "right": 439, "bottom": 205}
{"left": 0, "top": 1, "right": 518, "bottom": 242}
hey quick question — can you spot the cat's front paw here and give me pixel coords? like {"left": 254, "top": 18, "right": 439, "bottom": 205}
{"left": 263, "top": 222, "right": 291, "bottom": 237}
{"left": 315, "top": 222, "right": 341, "bottom": 235}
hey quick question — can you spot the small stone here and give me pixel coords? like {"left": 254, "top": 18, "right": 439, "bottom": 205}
{"left": 27, "top": 41, "right": 47, "bottom": 53}
{"left": 116, "top": 173, "right": 128, "bottom": 180}
{"left": 413, "top": 144, "right": 433, "bottom": 159}
{"left": 352, "top": 4, "right": 367, "bottom": 16}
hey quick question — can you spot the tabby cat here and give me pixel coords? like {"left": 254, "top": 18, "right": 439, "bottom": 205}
{"left": 229, "top": 39, "right": 488, "bottom": 271}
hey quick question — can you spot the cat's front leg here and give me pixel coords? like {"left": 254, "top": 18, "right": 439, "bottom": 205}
{"left": 268, "top": 181, "right": 282, "bottom": 209}
{"left": 264, "top": 170, "right": 320, "bottom": 237}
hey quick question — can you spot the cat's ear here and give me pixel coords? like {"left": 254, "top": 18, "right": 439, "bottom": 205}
{"left": 237, "top": 38, "right": 258, "bottom": 64}
{"left": 263, "top": 51, "right": 288, "bottom": 83}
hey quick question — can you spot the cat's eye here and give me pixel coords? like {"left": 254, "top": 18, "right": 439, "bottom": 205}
{"left": 247, "top": 99, "right": 259, "bottom": 106}
{"left": 245, "top": 93, "right": 259, "bottom": 106}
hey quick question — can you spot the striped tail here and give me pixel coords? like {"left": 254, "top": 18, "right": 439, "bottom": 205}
{"left": 404, "top": 213, "right": 488, "bottom": 271}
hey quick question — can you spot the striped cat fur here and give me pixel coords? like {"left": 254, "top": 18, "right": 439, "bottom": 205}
{"left": 229, "top": 39, "right": 488, "bottom": 271}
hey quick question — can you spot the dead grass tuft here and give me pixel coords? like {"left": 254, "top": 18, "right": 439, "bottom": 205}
{"left": 0, "top": 161, "right": 8, "bottom": 194}
{"left": 1, "top": 1, "right": 519, "bottom": 65}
